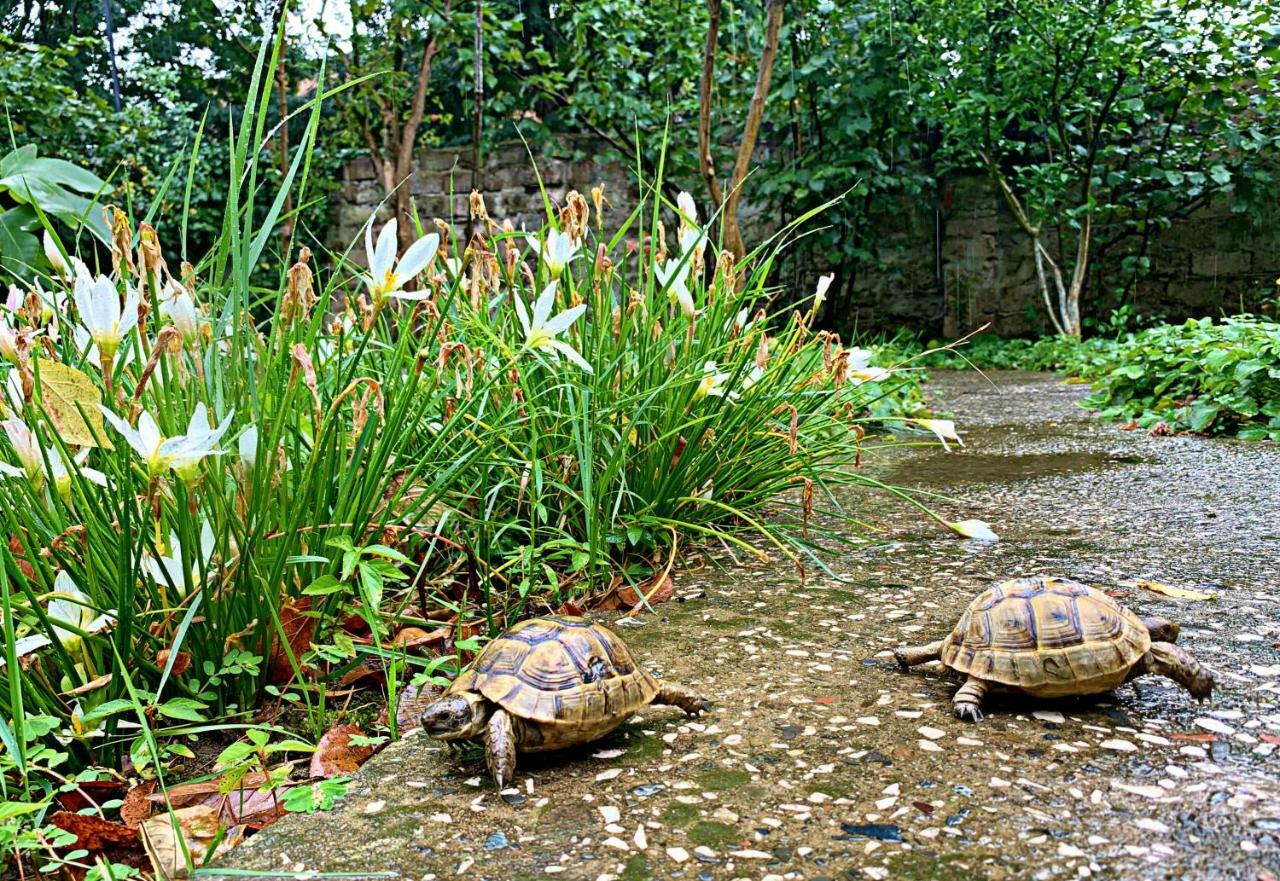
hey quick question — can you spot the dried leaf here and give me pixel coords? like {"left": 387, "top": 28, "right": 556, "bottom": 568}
{"left": 140, "top": 805, "right": 243, "bottom": 879}
{"left": 149, "top": 773, "right": 269, "bottom": 810}
{"left": 50, "top": 811, "right": 139, "bottom": 850}
{"left": 391, "top": 626, "right": 450, "bottom": 651}
{"left": 53, "top": 781, "right": 123, "bottom": 813}
{"left": 121, "top": 781, "right": 158, "bottom": 829}
{"left": 267, "top": 597, "right": 314, "bottom": 685}
{"left": 1134, "top": 580, "right": 1216, "bottom": 601}
{"left": 392, "top": 679, "right": 442, "bottom": 734}
{"left": 62, "top": 673, "right": 114, "bottom": 696}
{"left": 310, "top": 724, "right": 373, "bottom": 779}
{"left": 156, "top": 649, "right": 192, "bottom": 677}
{"left": 34, "top": 359, "right": 109, "bottom": 448}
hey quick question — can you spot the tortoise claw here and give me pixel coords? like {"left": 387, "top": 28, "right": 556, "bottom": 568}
{"left": 953, "top": 703, "right": 983, "bottom": 723}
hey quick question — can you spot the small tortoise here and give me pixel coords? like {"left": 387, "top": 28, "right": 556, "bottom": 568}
{"left": 894, "top": 577, "right": 1213, "bottom": 721}
{"left": 421, "top": 616, "right": 705, "bottom": 785}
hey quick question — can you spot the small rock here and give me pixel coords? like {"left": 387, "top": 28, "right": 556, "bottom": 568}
{"left": 1100, "top": 739, "right": 1137, "bottom": 752}
{"left": 598, "top": 806, "right": 621, "bottom": 824}
{"left": 595, "top": 769, "right": 623, "bottom": 782}
{"left": 666, "top": 847, "right": 690, "bottom": 863}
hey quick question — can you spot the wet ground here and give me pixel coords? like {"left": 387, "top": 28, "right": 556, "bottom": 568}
{"left": 217, "top": 371, "right": 1280, "bottom": 881}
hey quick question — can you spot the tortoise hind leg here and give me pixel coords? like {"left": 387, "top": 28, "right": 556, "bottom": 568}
{"left": 894, "top": 640, "right": 944, "bottom": 669}
{"left": 486, "top": 709, "right": 518, "bottom": 787}
{"left": 952, "top": 676, "right": 988, "bottom": 723}
{"left": 653, "top": 681, "right": 706, "bottom": 715}
{"left": 1131, "top": 641, "right": 1213, "bottom": 700}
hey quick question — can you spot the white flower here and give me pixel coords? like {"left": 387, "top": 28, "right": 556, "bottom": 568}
{"left": 676, "top": 192, "right": 698, "bottom": 225}
{"left": 948, "top": 519, "right": 999, "bottom": 541}
{"left": 0, "top": 417, "right": 41, "bottom": 480}
{"left": 5, "top": 285, "right": 21, "bottom": 312}
{"left": 238, "top": 425, "right": 258, "bottom": 470}
{"left": 4, "top": 370, "right": 23, "bottom": 410}
{"left": 364, "top": 218, "right": 439, "bottom": 303}
{"left": 145, "top": 521, "right": 216, "bottom": 596}
{"left": 913, "top": 418, "right": 964, "bottom": 451}
{"left": 813, "top": 273, "right": 834, "bottom": 309}
{"left": 513, "top": 281, "right": 592, "bottom": 373}
{"left": 525, "top": 229, "right": 579, "bottom": 279}
{"left": 742, "top": 364, "right": 766, "bottom": 390}
{"left": 0, "top": 313, "right": 20, "bottom": 364}
{"left": 43, "top": 231, "right": 70, "bottom": 279}
{"left": 100, "top": 402, "right": 233, "bottom": 480}
{"left": 842, "top": 347, "right": 890, "bottom": 384}
{"left": 655, "top": 260, "right": 696, "bottom": 317}
{"left": 695, "top": 361, "right": 737, "bottom": 401}
{"left": 159, "top": 281, "right": 200, "bottom": 344}
{"left": 843, "top": 347, "right": 875, "bottom": 371}
{"left": 45, "top": 570, "right": 115, "bottom": 652}
{"left": 74, "top": 274, "right": 139, "bottom": 359}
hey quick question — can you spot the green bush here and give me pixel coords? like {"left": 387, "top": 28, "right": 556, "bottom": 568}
{"left": 1084, "top": 317, "right": 1280, "bottom": 440}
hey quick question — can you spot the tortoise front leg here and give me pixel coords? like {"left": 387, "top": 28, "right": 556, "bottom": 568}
{"left": 1131, "top": 642, "right": 1214, "bottom": 700}
{"left": 952, "top": 676, "right": 988, "bottom": 722}
{"left": 653, "top": 681, "right": 706, "bottom": 715}
{"left": 894, "top": 640, "right": 944, "bottom": 669}
{"left": 485, "top": 709, "right": 518, "bottom": 787}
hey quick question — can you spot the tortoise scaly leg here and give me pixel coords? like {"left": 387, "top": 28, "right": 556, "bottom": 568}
{"left": 486, "top": 709, "right": 518, "bottom": 787}
{"left": 894, "top": 640, "right": 944, "bottom": 669}
{"left": 653, "top": 681, "right": 706, "bottom": 715}
{"left": 952, "top": 676, "right": 987, "bottom": 722}
{"left": 1131, "top": 642, "right": 1214, "bottom": 700}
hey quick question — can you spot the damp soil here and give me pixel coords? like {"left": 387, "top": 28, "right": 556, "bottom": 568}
{"left": 216, "top": 371, "right": 1280, "bottom": 880}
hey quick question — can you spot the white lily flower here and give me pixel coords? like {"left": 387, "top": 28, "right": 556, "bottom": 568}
{"left": 655, "top": 260, "right": 696, "bottom": 317}
{"left": 159, "top": 281, "right": 200, "bottom": 344}
{"left": 5, "top": 285, "right": 22, "bottom": 312}
{"left": 513, "top": 281, "right": 592, "bottom": 373}
{"left": 364, "top": 218, "right": 439, "bottom": 303}
{"left": 0, "top": 312, "right": 20, "bottom": 364}
{"left": 100, "top": 402, "right": 233, "bottom": 480}
{"left": 741, "top": 364, "right": 766, "bottom": 390}
{"left": 695, "top": 361, "right": 738, "bottom": 401}
{"left": 238, "top": 425, "right": 258, "bottom": 470}
{"left": 4, "top": 370, "right": 23, "bottom": 410}
{"left": 145, "top": 521, "right": 216, "bottom": 596}
{"left": 843, "top": 347, "right": 875, "bottom": 371}
{"left": 947, "top": 519, "right": 999, "bottom": 541}
{"left": 43, "top": 231, "right": 70, "bottom": 279}
{"left": 0, "top": 417, "right": 42, "bottom": 481}
{"left": 45, "top": 570, "right": 115, "bottom": 653}
{"left": 914, "top": 418, "right": 964, "bottom": 451}
{"left": 525, "top": 229, "right": 579, "bottom": 279}
{"left": 813, "top": 273, "right": 834, "bottom": 309}
{"left": 677, "top": 192, "right": 698, "bottom": 225}
{"left": 74, "top": 274, "right": 139, "bottom": 360}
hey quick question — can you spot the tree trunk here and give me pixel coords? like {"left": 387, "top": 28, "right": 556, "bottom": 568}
{"left": 720, "top": 0, "right": 785, "bottom": 259}
{"left": 698, "top": 0, "right": 725, "bottom": 210}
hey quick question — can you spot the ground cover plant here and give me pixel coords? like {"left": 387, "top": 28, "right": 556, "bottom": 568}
{"left": 0, "top": 47, "right": 960, "bottom": 878}
{"left": 904, "top": 312, "right": 1280, "bottom": 441}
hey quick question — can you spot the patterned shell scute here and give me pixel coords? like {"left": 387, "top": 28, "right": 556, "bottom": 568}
{"left": 941, "top": 577, "right": 1151, "bottom": 689}
{"left": 462, "top": 616, "right": 660, "bottom": 725}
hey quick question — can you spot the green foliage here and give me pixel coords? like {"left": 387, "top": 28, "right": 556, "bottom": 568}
{"left": 0, "top": 144, "right": 108, "bottom": 277}
{"left": 1085, "top": 317, "right": 1280, "bottom": 440}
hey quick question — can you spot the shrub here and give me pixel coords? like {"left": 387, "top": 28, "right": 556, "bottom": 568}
{"left": 1084, "top": 316, "right": 1280, "bottom": 440}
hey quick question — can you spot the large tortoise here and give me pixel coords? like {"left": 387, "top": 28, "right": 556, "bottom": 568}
{"left": 421, "top": 616, "right": 705, "bottom": 785}
{"left": 894, "top": 577, "right": 1213, "bottom": 721}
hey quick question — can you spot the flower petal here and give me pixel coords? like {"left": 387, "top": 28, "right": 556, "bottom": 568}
{"left": 396, "top": 233, "right": 440, "bottom": 283}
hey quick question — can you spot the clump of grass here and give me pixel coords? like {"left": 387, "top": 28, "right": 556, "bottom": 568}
{"left": 0, "top": 41, "right": 944, "bottom": 874}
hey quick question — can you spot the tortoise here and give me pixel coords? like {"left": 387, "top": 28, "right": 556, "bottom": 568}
{"left": 420, "top": 615, "right": 705, "bottom": 786}
{"left": 894, "top": 577, "right": 1213, "bottom": 721}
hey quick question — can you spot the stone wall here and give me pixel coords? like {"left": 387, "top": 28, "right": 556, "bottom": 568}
{"left": 334, "top": 138, "right": 1280, "bottom": 336}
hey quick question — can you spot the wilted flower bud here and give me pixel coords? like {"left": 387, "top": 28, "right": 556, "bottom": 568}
{"left": 284, "top": 247, "right": 316, "bottom": 323}
{"left": 43, "top": 232, "right": 70, "bottom": 280}
{"left": 562, "top": 191, "right": 590, "bottom": 243}
{"left": 104, "top": 206, "right": 136, "bottom": 276}
{"left": 470, "top": 191, "right": 491, "bottom": 227}
{"left": 591, "top": 185, "right": 606, "bottom": 230}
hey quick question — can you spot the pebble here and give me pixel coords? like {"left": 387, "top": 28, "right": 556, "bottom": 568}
{"left": 1195, "top": 717, "right": 1235, "bottom": 736}
{"left": 362, "top": 800, "right": 386, "bottom": 814}
{"left": 598, "top": 806, "right": 620, "bottom": 824}
{"left": 1100, "top": 739, "right": 1138, "bottom": 752}
{"left": 917, "top": 725, "right": 946, "bottom": 740}
{"left": 1034, "top": 711, "right": 1066, "bottom": 724}
{"left": 666, "top": 847, "right": 689, "bottom": 863}
{"left": 595, "top": 769, "right": 623, "bottom": 782}
{"left": 729, "top": 850, "right": 772, "bottom": 859}
{"left": 601, "top": 837, "right": 630, "bottom": 851}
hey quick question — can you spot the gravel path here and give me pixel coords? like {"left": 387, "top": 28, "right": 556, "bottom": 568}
{"left": 217, "top": 371, "right": 1280, "bottom": 881}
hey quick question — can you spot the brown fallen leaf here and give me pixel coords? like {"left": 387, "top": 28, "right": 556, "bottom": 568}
{"left": 9, "top": 534, "right": 34, "bottom": 579}
{"left": 310, "top": 724, "right": 374, "bottom": 778}
{"left": 267, "top": 597, "right": 314, "bottom": 685}
{"left": 149, "top": 773, "right": 269, "bottom": 810}
{"left": 61, "top": 673, "right": 115, "bottom": 697}
{"left": 53, "top": 781, "right": 124, "bottom": 814}
{"left": 156, "top": 649, "right": 192, "bottom": 677}
{"left": 50, "top": 811, "right": 139, "bottom": 850}
{"left": 1134, "top": 580, "right": 1217, "bottom": 601}
{"left": 140, "top": 805, "right": 243, "bottom": 879}
{"left": 391, "top": 626, "right": 451, "bottom": 651}
{"left": 121, "top": 781, "right": 158, "bottom": 829}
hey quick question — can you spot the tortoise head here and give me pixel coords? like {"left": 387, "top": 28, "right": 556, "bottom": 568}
{"left": 421, "top": 691, "right": 490, "bottom": 740}
{"left": 1141, "top": 616, "right": 1180, "bottom": 644}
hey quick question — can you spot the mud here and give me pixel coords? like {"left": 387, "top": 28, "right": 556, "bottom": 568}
{"left": 216, "top": 371, "right": 1280, "bottom": 880}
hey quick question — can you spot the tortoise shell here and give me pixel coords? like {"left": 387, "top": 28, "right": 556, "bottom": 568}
{"left": 941, "top": 577, "right": 1150, "bottom": 698}
{"left": 447, "top": 616, "right": 659, "bottom": 742}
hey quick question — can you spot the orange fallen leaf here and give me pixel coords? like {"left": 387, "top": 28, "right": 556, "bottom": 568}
{"left": 50, "top": 810, "right": 139, "bottom": 850}
{"left": 814, "top": 696, "right": 837, "bottom": 705}
{"left": 310, "top": 723, "right": 374, "bottom": 778}
{"left": 156, "top": 649, "right": 192, "bottom": 677}
{"left": 267, "top": 597, "right": 314, "bottom": 685}
{"left": 1259, "top": 733, "right": 1280, "bottom": 746}
{"left": 1169, "top": 732, "right": 1217, "bottom": 742}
